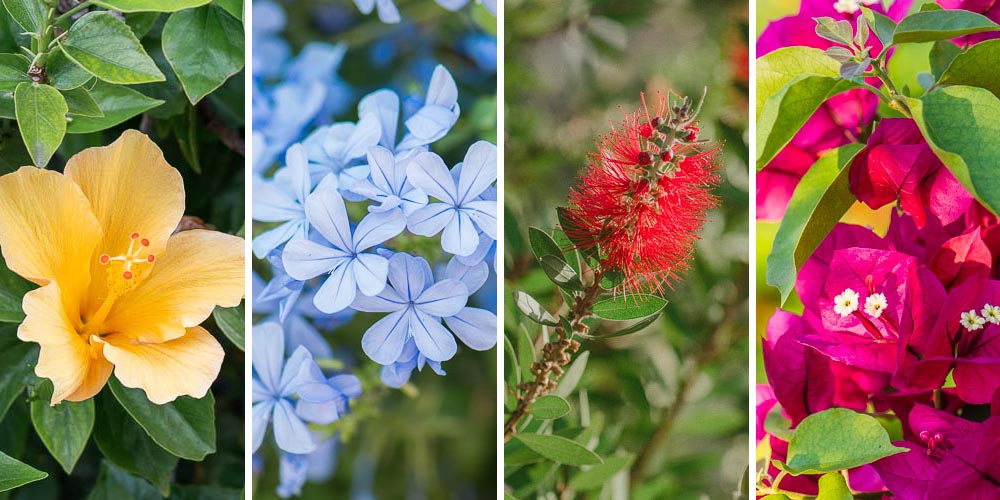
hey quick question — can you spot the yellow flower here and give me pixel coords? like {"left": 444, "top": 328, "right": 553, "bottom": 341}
{"left": 0, "top": 130, "right": 244, "bottom": 405}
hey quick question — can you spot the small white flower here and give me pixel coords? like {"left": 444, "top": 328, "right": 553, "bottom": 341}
{"left": 833, "top": 288, "right": 860, "bottom": 317}
{"left": 864, "top": 293, "right": 888, "bottom": 319}
{"left": 833, "top": 0, "right": 878, "bottom": 14}
{"left": 961, "top": 309, "right": 987, "bottom": 331}
{"left": 982, "top": 304, "right": 1000, "bottom": 325}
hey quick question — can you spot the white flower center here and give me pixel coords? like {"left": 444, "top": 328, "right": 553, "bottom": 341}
{"left": 961, "top": 309, "right": 987, "bottom": 331}
{"left": 833, "top": 288, "right": 860, "bottom": 317}
{"left": 863, "top": 293, "right": 887, "bottom": 319}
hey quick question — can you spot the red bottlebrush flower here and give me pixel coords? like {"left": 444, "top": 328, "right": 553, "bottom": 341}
{"left": 562, "top": 92, "right": 721, "bottom": 293}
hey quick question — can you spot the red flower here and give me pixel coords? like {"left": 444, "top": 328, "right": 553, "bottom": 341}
{"left": 562, "top": 92, "right": 721, "bottom": 293}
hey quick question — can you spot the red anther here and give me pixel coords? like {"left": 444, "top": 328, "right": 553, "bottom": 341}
{"left": 141, "top": 238, "right": 150, "bottom": 247}
{"left": 637, "top": 152, "right": 652, "bottom": 165}
{"left": 147, "top": 255, "right": 155, "bottom": 263}
{"left": 99, "top": 254, "right": 110, "bottom": 264}
{"left": 130, "top": 232, "right": 139, "bottom": 239}
{"left": 122, "top": 271, "right": 133, "bottom": 280}
{"left": 650, "top": 116, "right": 660, "bottom": 128}
{"left": 919, "top": 430, "right": 930, "bottom": 442}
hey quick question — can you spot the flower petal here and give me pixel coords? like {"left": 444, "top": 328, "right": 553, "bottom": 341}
{"left": 464, "top": 200, "right": 497, "bottom": 240}
{"left": 251, "top": 400, "right": 274, "bottom": 453}
{"left": 387, "top": 252, "right": 433, "bottom": 301}
{"left": 282, "top": 239, "right": 350, "bottom": 281}
{"left": 251, "top": 219, "right": 305, "bottom": 259}
{"left": 305, "top": 182, "right": 352, "bottom": 251}
{"left": 456, "top": 141, "right": 496, "bottom": 203}
{"left": 358, "top": 89, "right": 399, "bottom": 148}
{"left": 104, "top": 230, "right": 245, "bottom": 343}
{"left": 313, "top": 260, "right": 358, "bottom": 314}
{"left": 100, "top": 326, "right": 224, "bottom": 405}
{"left": 353, "top": 210, "right": 406, "bottom": 251}
{"left": 444, "top": 307, "right": 497, "bottom": 350}
{"left": 352, "top": 253, "right": 389, "bottom": 297}
{"left": 407, "top": 152, "right": 456, "bottom": 203}
{"left": 415, "top": 279, "right": 468, "bottom": 317}
{"left": 252, "top": 322, "right": 285, "bottom": 393}
{"left": 361, "top": 309, "right": 410, "bottom": 364}
{"left": 272, "top": 399, "right": 316, "bottom": 454}
{"left": 441, "top": 211, "right": 480, "bottom": 256}
{"left": 410, "top": 310, "right": 457, "bottom": 362}
{"left": 407, "top": 203, "right": 454, "bottom": 238}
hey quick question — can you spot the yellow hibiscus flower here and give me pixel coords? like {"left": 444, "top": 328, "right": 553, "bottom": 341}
{"left": 0, "top": 130, "right": 245, "bottom": 405}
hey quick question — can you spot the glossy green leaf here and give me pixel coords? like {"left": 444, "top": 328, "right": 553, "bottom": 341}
{"left": 0, "top": 334, "right": 36, "bottom": 421}
{"left": 513, "top": 290, "right": 558, "bottom": 326}
{"left": 0, "top": 54, "right": 29, "bottom": 92}
{"left": 62, "top": 86, "right": 103, "bottom": 117}
{"left": 30, "top": 379, "right": 94, "bottom": 474}
{"left": 3, "top": 0, "right": 45, "bottom": 33}
{"left": 108, "top": 377, "right": 216, "bottom": 461}
{"left": 93, "top": 391, "right": 178, "bottom": 496}
{"left": 817, "top": 472, "right": 853, "bottom": 500}
{"left": 47, "top": 50, "right": 92, "bottom": 90}
{"left": 14, "top": 82, "right": 67, "bottom": 167}
{"left": 755, "top": 46, "right": 840, "bottom": 120}
{"left": 0, "top": 449, "right": 45, "bottom": 492}
{"left": 513, "top": 433, "right": 602, "bottom": 466}
{"left": 784, "top": 408, "right": 907, "bottom": 475}
{"left": 892, "top": 9, "right": 1000, "bottom": 45}
{"left": 67, "top": 81, "right": 163, "bottom": 134}
{"left": 553, "top": 351, "right": 588, "bottom": 398}
{"left": 92, "top": 0, "right": 211, "bottom": 12}
{"left": 0, "top": 253, "right": 33, "bottom": 322}
{"left": 568, "top": 454, "right": 634, "bottom": 490}
{"left": 162, "top": 5, "right": 244, "bottom": 103}
{"left": 591, "top": 293, "right": 667, "bottom": 321}
{"left": 907, "top": 86, "right": 1000, "bottom": 217}
{"left": 528, "top": 227, "right": 564, "bottom": 262}
{"left": 528, "top": 395, "right": 570, "bottom": 419}
{"left": 938, "top": 39, "right": 1000, "bottom": 98}
{"left": 766, "top": 143, "right": 865, "bottom": 305}
{"left": 215, "top": 0, "right": 242, "bottom": 21}
{"left": 539, "top": 254, "right": 582, "bottom": 291}
{"left": 59, "top": 12, "right": 165, "bottom": 85}
{"left": 212, "top": 302, "right": 244, "bottom": 350}
{"left": 578, "top": 311, "right": 661, "bottom": 339}
{"left": 87, "top": 460, "right": 160, "bottom": 500}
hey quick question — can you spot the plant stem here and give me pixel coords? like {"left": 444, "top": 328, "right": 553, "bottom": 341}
{"left": 54, "top": 0, "right": 92, "bottom": 25}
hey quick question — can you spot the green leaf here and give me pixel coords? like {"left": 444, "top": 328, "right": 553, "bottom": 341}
{"left": 212, "top": 302, "right": 244, "bottom": 350}
{"left": 765, "top": 143, "right": 865, "bottom": 305}
{"left": 784, "top": 408, "right": 907, "bottom": 475}
{"left": 0, "top": 449, "right": 45, "bottom": 492}
{"left": 162, "top": 4, "right": 244, "bottom": 103}
{"left": 2, "top": 0, "right": 45, "bottom": 33}
{"left": 30, "top": 379, "right": 94, "bottom": 474}
{"left": 92, "top": 0, "right": 212, "bottom": 12}
{"left": 107, "top": 377, "right": 216, "bottom": 461}
{"left": 513, "top": 290, "right": 557, "bottom": 326}
{"left": 599, "top": 269, "right": 624, "bottom": 290}
{"left": 757, "top": 73, "right": 863, "bottom": 170}
{"left": 814, "top": 17, "right": 854, "bottom": 46}
{"left": 14, "top": 82, "right": 67, "bottom": 167}
{"left": 0, "top": 253, "right": 33, "bottom": 322}
{"left": 126, "top": 12, "right": 161, "bottom": 39}
{"left": 578, "top": 311, "right": 661, "bottom": 339}
{"left": 0, "top": 54, "right": 29, "bottom": 92}
{"left": 47, "top": 50, "right": 93, "bottom": 90}
{"left": 67, "top": 81, "right": 163, "bottom": 134}
{"left": 568, "top": 454, "right": 634, "bottom": 490}
{"left": 755, "top": 46, "right": 840, "bottom": 120}
{"left": 906, "top": 86, "right": 1000, "bottom": 217}
{"left": 516, "top": 326, "right": 534, "bottom": 383}
{"left": 553, "top": 351, "right": 589, "bottom": 398}
{"left": 929, "top": 40, "right": 962, "bottom": 82}
{"left": 540, "top": 254, "right": 582, "bottom": 291}
{"left": 938, "top": 39, "right": 1000, "bottom": 98}
{"left": 591, "top": 293, "right": 667, "bottom": 321}
{"left": 92, "top": 391, "right": 178, "bottom": 497}
{"left": 87, "top": 460, "right": 161, "bottom": 500}
{"left": 215, "top": 0, "right": 242, "bottom": 21}
{"left": 62, "top": 86, "right": 103, "bottom": 117}
{"left": 503, "top": 334, "right": 519, "bottom": 392}
{"left": 816, "top": 472, "right": 853, "bottom": 500}
{"left": 861, "top": 7, "right": 897, "bottom": 46}
{"left": 59, "top": 12, "right": 165, "bottom": 85}
{"left": 167, "top": 484, "right": 242, "bottom": 500}
{"left": 892, "top": 9, "right": 1000, "bottom": 45}
{"left": 528, "top": 227, "right": 564, "bottom": 262}
{"left": 528, "top": 395, "right": 570, "bottom": 419}
{"left": 512, "top": 433, "right": 602, "bottom": 466}
{"left": 0, "top": 334, "right": 35, "bottom": 421}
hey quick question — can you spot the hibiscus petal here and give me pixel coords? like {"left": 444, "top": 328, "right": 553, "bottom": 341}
{"left": 361, "top": 309, "right": 410, "bottom": 364}
{"left": 410, "top": 310, "right": 457, "bottom": 362}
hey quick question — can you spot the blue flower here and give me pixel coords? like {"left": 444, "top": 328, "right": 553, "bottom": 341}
{"left": 349, "top": 146, "right": 428, "bottom": 218}
{"left": 397, "top": 65, "right": 461, "bottom": 151}
{"left": 277, "top": 452, "right": 309, "bottom": 498}
{"left": 435, "top": 0, "right": 497, "bottom": 15}
{"left": 302, "top": 114, "right": 381, "bottom": 189}
{"left": 253, "top": 82, "right": 327, "bottom": 173}
{"left": 353, "top": 253, "right": 469, "bottom": 365}
{"left": 441, "top": 257, "right": 498, "bottom": 351}
{"left": 282, "top": 183, "right": 406, "bottom": 313}
{"left": 354, "top": 0, "right": 401, "bottom": 24}
{"left": 380, "top": 338, "right": 444, "bottom": 388}
{"left": 256, "top": 251, "right": 304, "bottom": 323}
{"left": 296, "top": 365, "right": 362, "bottom": 425}
{"left": 251, "top": 323, "right": 318, "bottom": 454}
{"left": 406, "top": 141, "right": 497, "bottom": 256}
{"left": 252, "top": 143, "right": 312, "bottom": 258}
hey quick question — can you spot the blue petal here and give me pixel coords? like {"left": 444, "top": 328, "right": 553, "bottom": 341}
{"left": 278, "top": 346, "right": 315, "bottom": 396}
{"left": 407, "top": 152, "right": 457, "bottom": 203}
{"left": 353, "top": 0, "right": 374, "bottom": 14}
{"left": 285, "top": 314, "right": 333, "bottom": 360}
{"left": 361, "top": 309, "right": 411, "bottom": 364}
{"left": 273, "top": 399, "right": 315, "bottom": 454}
{"left": 444, "top": 257, "right": 489, "bottom": 294}
{"left": 424, "top": 65, "right": 458, "bottom": 108}
{"left": 304, "top": 182, "right": 353, "bottom": 250}
{"left": 415, "top": 279, "right": 468, "bottom": 317}
{"left": 404, "top": 105, "right": 458, "bottom": 143}
{"left": 435, "top": 0, "right": 469, "bottom": 10}
{"left": 352, "top": 210, "right": 406, "bottom": 251}
{"left": 380, "top": 359, "right": 416, "bottom": 388}
{"left": 295, "top": 398, "right": 340, "bottom": 425}
{"left": 376, "top": 0, "right": 400, "bottom": 23}
{"left": 281, "top": 239, "right": 351, "bottom": 281}
{"left": 352, "top": 253, "right": 390, "bottom": 297}
{"left": 277, "top": 452, "right": 309, "bottom": 498}
{"left": 252, "top": 323, "right": 285, "bottom": 393}
{"left": 350, "top": 286, "right": 406, "bottom": 312}
{"left": 285, "top": 144, "right": 313, "bottom": 204}
{"left": 407, "top": 203, "right": 454, "bottom": 239}
{"left": 286, "top": 42, "right": 346, "bottom": 85}
{"left": 252, "top": 177, "right": 300, "bottom": 223}
{"left": 365, "top": 145, "right": 396, "bottom": 193}
{"left": 441, "top": 210, "right": 480, "bottom": 256}
{"left": 252, "top": 219, "right": 305, "bottom": 259}
{"left": 313, "top": 260, "right": 358, "bottom": 314}
{"left": 251, "top": 400, "right": 274, "bottom": 453}
{"left": 358, "top": 90, "right": 399, "bottom": 149}
{"left": 456, "top": 141, "right": 497, "bottom": 203}
{"left": 410, "top": 310, "right": 458, "bottom": 362}
{"left": 444, "top": 307, "right": 498, "bottom": 350}
{"left": 329, "top": 374, "right": 362, "bottom": 399}
{"left": 387, "top": 252, "right": 433, "bottom": 301}
{"left": 464, "top": 200, "right": 498, "bottom": 240}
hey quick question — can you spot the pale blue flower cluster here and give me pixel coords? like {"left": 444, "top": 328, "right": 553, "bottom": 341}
{"left": 250, "top": 1, "right": 497, "bottom": 496}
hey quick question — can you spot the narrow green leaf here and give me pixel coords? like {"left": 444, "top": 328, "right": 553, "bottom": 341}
{"left": 938, "top": 39, "right": 1000, "bottom": 98}
{"left": 66, "top": 81, "right": 163, "bottom": 134}
{"left": 553, "top": 351, "right": 589, "bottom": 398}
{"left": 568, "top": 454, "right": 635, "bottom": 490}
{"left": 755, "top": 46, "right": 840, "bottom": 119}
{"left": 108, "top": 377, "right": 216, "bottom": 461}
{"left": 212, "top": 302, "right": 244, "bottom": 350}
{"left": 765, "top": 143, "right": 865, "bottom": 305}
{"left": 59, "top": 12, "right": 165, "bottom": 85}
{"left": 0, "top": 54, "right": 29, "bottom": 92}
{"left": 892, "top": 9, "right": 1000, "bottom": 45}
{"left": 87, "top": 460, "right": 160, "bottom": 500}
{"left": 907, "top": 86, "right": 1000, "bottom": 217}
{"left": 513, "top": 433, "right": 602, "bottom": 466}
{"left": 578, "top": 311, "right": 661, "bottom": 340}
{"left": 816, "top": 472, "right": 853, "bottom": 500}
{"left": 540, "top": 254, "right": 582, "bottom": 291}
{"left": 62, "top": 86, "right": 104, "bottom": 117}
{"left": 861, "top": 7, "right": 896, "bottom": 46}
{"left": 512, "top": 291, "right": 558, "bottom": 326}
{"left": 528, "top": 395, "right": 571, "bottom": 419}
{"left": 503, "top": 334, "right": 519, "bottom": 394}
{"left": 516, "top": 326, "right": 534, "bottom": 383}
{"left": 2, "top": 0, "right": 45, "bottom": 33}
{"left": 591, "top": 293, "right": 667, "bottom": 321}
{"left": 14, "top": 82, "right": 67, "bottom": 167}
{"left": 92, "top": 0, "right": 211, "bottom": 12}
{"left": 0, "top": 334, "right": 35, "bottom": 421}
{"left": 30, "top": 379, "right": 94, "bottom": 474}
{"left": 0, "top": 449, "right": 45, "bottom": 492}
{"left": 162, "top": 5, "right": 244, "bottom": 103}
{"left": 528, "top": 227, "right": 564, "bottom": 262}
{"left": 784, "top": 408, "right": 907, "bottom": 475}
{"left": 92, "top": 391, "right": 178, "bottom": 496}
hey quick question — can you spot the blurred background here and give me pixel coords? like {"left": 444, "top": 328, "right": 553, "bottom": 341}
{"left": 504, "top": 0, "right": 750, "bottom": 497}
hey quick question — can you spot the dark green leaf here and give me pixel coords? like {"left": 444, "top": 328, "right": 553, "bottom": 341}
{"left": 579, "top": 311, "right": 661, "bottom": 339}
{"left": 92, "top": 0, "right": 211, "bottom": 11}
{"left": 766, "top": 143, "right": 865, "bottom": 305}
{"left": 0, "top": 253, "right": 33, "bottom": 322}
{"left": 67, "top": 81, "right": 163, "bottom": 134}
{"left": 168, "top": 484, "right": 242, "bottom": 500}
{"left": 59, "top": 12, "right": 165, "bottom": 85}
{"left": 861, "top": 7, "right": 896, "bottom": 46}
{"left": 513, "top": 290, "right": 557, "bottom": 326}
{"left": 215, "top": 0, "right": 242, "bottom": 21}
{"left": 125, "top": 12, "right": 160, "bottom": 39}
{"left": 817, "top": 472, "right": 852, "bottom": 500}
{"left": 783, "top": 408, "right": 907, "bottom": 475}
{"left": 162, "top": 5, "right": 244, "bottom": 103}
{"left": 892, "top": 10, "right": 1000, "bottom": 45}
{"left": 108, "top": 377, "right": 216, "bottom": 461}
{"left": 591, "top": 293, "right": 667, "bottom": 321}
{"left": 0, "top": 449, "right": 45, "bottom": 492}
{"left": 14, "top": 82, "right": 67, "bottom": 167}
{"left": 503, "top": 334, "right": 519, "bottom": 391}
{"left": 212, "top": 302, "right": 244, "bottom": 350}
{"left": 0, "top": 131, "right": 31, "bottom": 172}
{"left": 512, "top": 433, "right": 602, "bottom": 466}
{"left": 929, "top": 40, "right": 962, "bottom": 82}
{"left": 598, "top": 268, "right": 624, "bottom": 290}
{"left": 839, "top": 57, "right": 870, "bottom": 81}
{"left": 568, "top": 454, "right": 634, "bottom": 490}
{"left": 937, "top": 39, "right": 1000, "bottom": 98}
{"left": 528, "top": 395, "right": 570, "bottom": 419}
{"left": 63, "top": 86, "right": 103, "bottom": 117}
{"left": 30, "top": 379, "right": 94, "bottom": 474}
{"left": 93, "top": 391, "right": 178, "bottom": 496}
{"left": 0, "top": 54, "right": 29, "bottom": 92}
{"left": 528, "top": 227, "right": 564, "bottom": 262}
{"left": 86, "top": 461, "right": 160, "bottom": 500}
{"left": 2, "top": 0, "right": 45, "bottom": 33}
{"left": 540, "top": 254, "right": 582, "bottom": 291}
{"left": 47, "top": 50, "right": 92, "bottom": 90}
{"left": 0, "top": 333, "right": 35, "bottom": 421}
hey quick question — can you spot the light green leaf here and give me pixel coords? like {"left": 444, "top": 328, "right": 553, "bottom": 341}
{"left": 513, "top": 433, "right": 602, "bottom": 466}
{"left": 766, "top": 143, "right": 865, "bottom": 305}
{"left": 540, "top": 254, "right": 582, "bottom": 291}
{"left": 892, "top": 9, "right": 1000, "bottom": 45}
{"left": 2, "top": 0, "right": 45, "bottom": 33}
{"left": 162, "top": 4, "right": 244, "bottom": 103}
{"left": 59, "top": 12, "right": 165, "bottom": 84}
{"left": 215, "top": 0, "right": 242, "bottom": 21}
{"left": 14, "top": 82, "right": 67, "bottom": 167}
{"left": 553, "top": 351, "right": 589, "bottom": 398}
{"left": 212, "top": 302, "right": 244, "bottom": 350}
{"left": 528, "top": 395, "right": 571, "bottom": 419}
{"left": 938, "top": 39, "right": 1000, "bottom": 98}
{"left": 62, "top": 86, "right": 103, "bottom": 117}
{"left": 861, "top": 7, "right": 897, "bottom": 46}
{"left": 0, "top": 54, "right": 29, "bottom": 92}
{"left": 907, "top": 86, "right": 1000, "bottom": 217}
{"left": 817, "top": 472, "right": 853, "bottom": 500}
{"left": 755, "top": 46, "right": 840, "bottom": 120}
{"left": 92, "top": 391, "right": 178, "bottom": 497}
{"left": 814, "top": 17, "right": 854, "bottom": 46}
{"left": 108, "top": 376, "right": 216, "bottom": 461}
{"left": 513, "top": 291, "right": 558, "bottom": 326}
{"left": 92, "top": 0, "right": 212, "bottom": 12}
{"left": 591, "top": 293, "right": 667, "bottom": 321}
{"left": 67, "top": 81, "right": 163, "bottom": 134}
{"left": 0, "top": 449, "right": 46, "bottom": 492}
{"left": 47, "top": 50, "right": 92, "bottom": 90}
{"left": 568, "top": 454, "right": 634, "bottom": 490}
{"left": 87, "top": 460, "right": 160, "bottom": 500}
{"left": 784, "top": 408, "right": 907, "bottom": 475}
{"left": 30, "top": 379, "right": 94, "bottom": 474}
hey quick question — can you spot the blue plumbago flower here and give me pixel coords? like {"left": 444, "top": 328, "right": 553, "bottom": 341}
{"left": 349, "top": 146, "right": 428, "bottom": 218}
{"left": 302, "top": 114, "right": 381, "bottom": 189}
{"left": 397, "top": 65, "right": 461, "bottom": 151}
{"left": 251, "top": 1, "right": 290, "bottom": 80}
{"left": 257, "top": 251, "right": 304, "bottom": 323}
{"left": 441, "top": 257, "right": 498, "bottom": 351}
{"left": 252, "top": 323, "right": 320, "bottom": 455}
{"left": 353, "top": 0, "right": 401, "bottom": 24}
{"left": 282, "top": 182, "right": 406, "bottom": 314}
{"left": 254, "top": 272, "right": 349, "bottom": 361}
{"left": 277, "top": 452, "right": 309, "bottom": 498}
{"left": 284, "top": 42, "right": 354, "bottom": 119}
{"left": 380, "top": 337, "right": 444, "bottom": 388}
{"left": 253, "top": 81, "right": 328, "bottom": 173}
{"left": 435, "top": 0, "right": 497, "bottom": 15}
{"left": 296, "top": 363, "right": 362, "bottom": 425}
{"left": 353, "top": 252, "right": 470, "bottom": 365}
{"left": 406, "top": 141, "right": 497, "bottom": 257}
{"left": 252, "top": 143, "right": 312, "bottom": 258}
